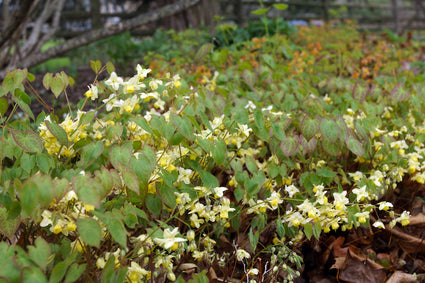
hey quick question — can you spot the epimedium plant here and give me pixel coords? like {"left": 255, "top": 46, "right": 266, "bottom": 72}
{"left": 0, "top": 23, "right": 422, "bottom": 282}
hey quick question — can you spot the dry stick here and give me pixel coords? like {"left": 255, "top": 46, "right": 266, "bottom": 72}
{"left": 24, "top": 79, "right": 53, "bottom": 113}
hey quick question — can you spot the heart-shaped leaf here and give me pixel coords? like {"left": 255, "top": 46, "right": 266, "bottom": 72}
{"left": 320, "top": 118, "right": 339, "bottom": 143}
{"left": 0, "top": 207, "right": 20, "bottom": 239}
{"left": 10, "top": 129, "right": 43, "bottom": 153}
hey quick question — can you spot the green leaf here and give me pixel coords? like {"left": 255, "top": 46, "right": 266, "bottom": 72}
{"left": 43, "top": 73, "right": 53, "bottom": 90}
{"left": 122, "top": 166, "right": 139, "bottom": 195}
{"left": 14, "top": 88, "right": 31, "bottom": 105}
{"left": 51, "top": 76, "right": 65, "bottom": 98}
{"left": 245, "top": 155, "right": 258, "bottom": 174}
{"left": 322, "top": 139, "right": 341, "bottom": 156}
{"left": 12, "top": 69, "right": 27, "bottom": 87}
{"left": 0, "top": 97, "right": 8, "bottom": 116}
{"left": 36, "top": 153, "right": 54, "bottom": 173}
{"left": 391, "top": 83, "right": 409, "bottom": 102}
{"left": 79, "top": 110, "right": 95, "bottom": 127}
{"left": 145, "top": 194, "right": 162, "bottom": 217}
{"left": 171, "top": 113, "right": 193, "bottom": 141}
{"left": 248, "top": 228, "right": 259, "bottom": 253}
{"left": 45, "top": 120, "right": 69, "bottom": 147}
{"left": 313, "top": 221, "right": 322, "bottom": 239}
{"left": 251, "top": 7, "right": 270, "bottom": 15}
{"left": 280, "top": 136, "right": 298, "bottom": 156}
{"left": 10, "top": 129, "right": 43, "bottom": 153}
{"left": 301, "top": 116, "right": 319, "bottom": 141}
{"left": 72, "top": 175, "right": 101, "bottom": 207}
{"left": 64, "top": 263, "right": 86, "bottom": 283}
{"left": 262, "top": 54, "right": 276, "bottom": 70}
{"left": 22, "top": 267, "right": 47, "bottom": 283}
{"left": 106, "top": 123, "right": 123, "bottom": 141}
{"left": 90, "top": 60, "right": 102, "bottom": 73}
{"left": 79, "top": 141, "right": 104, "bottom": 169}
{"left": 198, "top": 170, "right": 219, "bottom": 188}
{"left": 106, "top": 61, "right": 116, "bottom": 74}
{"left": 78, "top": 217, "right": 102, "bottom": 247}
{"left": 11, "top": 94, "right": 35, "bottom": 120}
{"left": 49, "top": 261, "right": 68, "bottom": 283}
{"left": 211, "top": 138, "right": 226, "bottom": 165}
{"left": 33, "top": 175, "right": 55, "bottom": 208}
{"left": 276, "top": 218, "right": 285, "bottom": 238}
{"left": 130, "top": 116, "right": 153, "bottom": 135}
{"left": 0, "top": 207, "right": 20, "bottom": 240}
{"left": 304, "top": 222, "right": 313, "bottom": 240}
{"left": 316, "top": 168, "right": 336, "bottom": 178}
{"left": 27, "top": 71, "right": 35, "bottom": 82}
{"left": 28, "top": 237, "right": 51, "bottom": 270}
{"left": 320, "top": 118, "right": 339, "bottom": 143}
{"left": 101, "top": 211, "right": 127, "bottom": 247}
{"left": 273, "top": 3, "right": 288, "bottom": 10}
{"left": 110, "top": 145, "right": 132, "bottom": 169}
{"left": 2, "top": 73, "right": 14, "bottom": 95}
{"left": 346, "top": 137, "right": 364, "bottom": 156}
{"left": 195, "top": 43, "right": 212, "bottom": 62}
{"left": 242, "top": 69, "right": 257, "bottom": 88}
{"left": 21, "top": 153, "right": 36, "bottom": 173}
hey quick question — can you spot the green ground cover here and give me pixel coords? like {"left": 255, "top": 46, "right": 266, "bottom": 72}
{"left": 1, "top": 20, "right": 425, "bottom": 282}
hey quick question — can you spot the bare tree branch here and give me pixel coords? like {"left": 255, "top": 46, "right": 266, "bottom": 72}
{"left": 0, "top": 0, "right": 37, "bottom": 48}
{"left": 20, "top": 0, "right": 200, "bottom": 69}
{"left": 0, "top": 0, "right": 201, "bottom": 78}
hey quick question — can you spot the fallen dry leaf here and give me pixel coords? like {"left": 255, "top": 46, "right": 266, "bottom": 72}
{"left": 386, "top": 271, "right": 417, "bottom": 283}
{"left": 338, "top": 248, "right": 386, "bottom": 283}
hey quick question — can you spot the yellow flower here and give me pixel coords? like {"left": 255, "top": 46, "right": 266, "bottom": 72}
{"left": 67, "top": 222, "right": 77, "bottom": 232}
{"left": 53, "top": 224, "right": 63, "bottom": 234}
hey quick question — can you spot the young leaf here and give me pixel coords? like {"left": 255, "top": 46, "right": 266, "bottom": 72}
{"left": 0, "top": 97, "right": 8, "bottom": 116}
{"left": 313, "top": 222, "right": 322, "bottom": 239}
{"left": 248, "top": 228, "right": 259, "bottom": 253}
{"left": 320, "top": 118, "right": 339, "bottom": 143}
{"left": 45, "top": 120, "right": 69, "bottom": 147}
{"left": 78, "top": 217, "right": 102, "bottom": 247}
{"left": 0, "top": 207, "right": 20, "bottom": 240}
{"left": 195, "top": 43, "right": 212, "bottom": 62}
{"left": 346, "top": 137, "right": 364, "bottom": 156}
{"left": 49, "top": 261, "right": 68, "bottom": 283}
{"left": 42, "top": 73, "right": 53, "bottom": 90}
{"left": 280, "top": 136, "right": 298, "bottom": 156}
{"left": 36, "top": 153, "right": 54, "bottom": 173}
{"left": 90, "top": 60, "right": 102, "bottom": 73}
{"left": 102, "top": 211, "right": 128, "bottom": 247}
{"left": 110, "top": 145, "right": 132, "bottom": 169}
{"left": 304, "top": 222, "right": 313, "bottom": 240}
{"left": 262, "top": 54, "right": 276, "bottom": 70}
{"left": 64, "top": 263, "right": 86, "bottom": 283}
{"left": 301, "top": 115, "right": 320, "bottom": 141}
{"left": 79, "top": 142, "right": 104, "bottom": 169}
{"left": 211, "top": 138, "right": 226, "bottom": 165}
{"left": 10, "top": 129, "right": 43, "bottom": 153}
{"left": 251, "top": 7, "right": 270, "bottom": 15}
{"left": 198, "top": 170, "right": 219, "bottom": 188}
{"left": 51, "top": 76, "right": 65, "bottom": 98}
{"left": 273, "top": 3, "right": 288, "bottom": 10}
{"left": 242, "top": 69, "right": 257, "bottom": 88}
{"left": 145, "top": 194, "right": 162, "bottom": 217}
{"left": 21, "top": 153, "right": 36, "bottom": 173}
{"left": 11, "top": 95, "right": 35, "bottom": 120}
{"left": 122, "top": 166, "right": 139, "bottom": 195}
{"left": 391, "top": 83, "right": 409, "bottom": 102}
{"left": 28, "top": 237, "right": 51, "bottom": 271}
